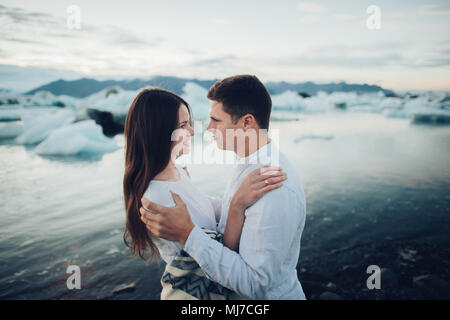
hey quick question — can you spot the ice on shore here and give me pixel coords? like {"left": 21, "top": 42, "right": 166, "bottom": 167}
{"left": 15, "top": 109, "right": 75, "bottom": 144}
{"left": 34, "top": 120, "right": 119, "bottom": 155}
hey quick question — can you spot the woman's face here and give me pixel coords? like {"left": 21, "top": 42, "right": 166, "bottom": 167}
{"left": 171, "top": 103, "right": 194, "bottom": 159}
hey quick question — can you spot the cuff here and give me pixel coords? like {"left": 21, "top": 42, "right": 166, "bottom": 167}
{"left": 184, "top": 224, "right": 209, "bottom": 256}
{"left": 183, "top": 225, "right": 216, "bottom": 280}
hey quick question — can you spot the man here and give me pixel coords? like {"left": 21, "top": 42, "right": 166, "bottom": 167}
{"left": 140, "top": 75, "right": 307, "bottom": 299}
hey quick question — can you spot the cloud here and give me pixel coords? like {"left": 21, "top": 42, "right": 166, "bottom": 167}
{"left": 190, "top": 55, "right": 236, "bottom": 67}
{"left": 210, "top": 18, "right": 233, "bottom": 26}
{"left": 419, "top": 4, "right": 450, "bottom": 16}
{"left": 276, "top": 43, "right": 450, "bottom": 69}
{"left": 0, "top": 4, "right": 55, "bottom": 24}
{"left": 0, "top": 4, "right": 161, "bottom": 48}
{"left": 296, "top": 2, "right": 325, "bottom": 13}
{"left": 298, "top": 15, "right": 321, "bottom": 23}
{"left": 101, "top": 26, "right": 163, "bottom": 47}
{"left": 332, "top": 13, "right": 359, "bottom": 21}
{"left": 0, "top": 3, "right": 170, "bottom": 76}
{"left": 1, "top": 36, "right": 41, "bottom": 44}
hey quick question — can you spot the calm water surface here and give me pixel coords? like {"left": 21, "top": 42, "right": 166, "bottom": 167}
{"left": 1, "top": 113, "right": 449, "bottom": 299}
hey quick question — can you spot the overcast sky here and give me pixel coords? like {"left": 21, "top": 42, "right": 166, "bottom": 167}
{"left": 1, "top": 0, "right": 449, "bottom": 90}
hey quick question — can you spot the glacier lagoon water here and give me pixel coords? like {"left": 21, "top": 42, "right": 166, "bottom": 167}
{"left": 0, "top": 112, "right": 449, "bottom": 299}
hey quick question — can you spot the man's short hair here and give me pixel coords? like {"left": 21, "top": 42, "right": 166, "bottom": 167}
{"left": 207, "top": 75, "right": 272, "bottom": 129}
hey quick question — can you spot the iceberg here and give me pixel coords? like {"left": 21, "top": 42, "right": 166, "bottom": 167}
{"left": 0, "top": 122, "right": 24, "bottom": 139}
{"left": 380, "top": 97, "right": 404, "bottom": 109}
{"left": 15, "top": 109, "right": 75, "bottom": 144}
{"left": 382, "top": 109, "right": 409, "bottom": 119}
{"left": 181, "top": 82, "right": 210, "bottom": 120}
{"left": 34, "top": 120, "right": 119, "bottom": 155}
{"left": 272, "top": 90, "right": 305, "bottom": 111}
{"left": 0, "top": 110, "right": 21, "bottom": 122}
{"left": 82, "top": 86, "right": 138, "bottom": 116}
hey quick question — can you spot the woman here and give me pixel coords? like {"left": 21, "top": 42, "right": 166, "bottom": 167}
{"left": 123, "top": 88, "right": 286, "bottom": 299}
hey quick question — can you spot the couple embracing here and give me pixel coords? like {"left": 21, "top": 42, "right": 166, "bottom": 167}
{"left": 123, "top": 75, "right": 306, "bottom": 300}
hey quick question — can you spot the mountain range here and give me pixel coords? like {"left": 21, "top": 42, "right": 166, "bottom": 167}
{"left": 26, "top": 76, "right": 395, "bottom": 98}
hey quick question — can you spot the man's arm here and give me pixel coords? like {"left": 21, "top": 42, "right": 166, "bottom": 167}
{"left": 184, "top": 187, "right": 303, "bottom": 299}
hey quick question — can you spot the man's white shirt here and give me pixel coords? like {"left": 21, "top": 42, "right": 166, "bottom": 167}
{"left": 184, "top": 142, "right": 307, "bottom": 299}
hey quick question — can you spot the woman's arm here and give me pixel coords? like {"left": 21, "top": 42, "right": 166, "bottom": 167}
{"left": 223, "top": 200, "right": 246, "bottom": 251}
{"left": 223, "top": 166, "right": 287, "bottom": 252}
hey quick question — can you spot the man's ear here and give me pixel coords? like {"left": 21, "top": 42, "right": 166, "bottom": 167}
{"left": 242, "top": 114, "right": 256, "bottom": 130}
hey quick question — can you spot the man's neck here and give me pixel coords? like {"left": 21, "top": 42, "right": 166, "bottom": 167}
{"left": 237, "top": 131, "right": 270, "bottom": 159}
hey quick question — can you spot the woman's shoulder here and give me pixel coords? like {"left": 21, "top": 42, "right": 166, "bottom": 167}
{"left": 143, "top": 182, "right": 176, "bottom": 208}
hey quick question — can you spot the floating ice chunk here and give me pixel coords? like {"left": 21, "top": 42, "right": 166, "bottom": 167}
{"left": 380, "top": 97, "right": 403, "bottom": 109}
{"left": 14, "top": 270, "right": 26, "bottom": 277}
{"left": 349, "top": 104, "right": 379, "bottom": 113}
{"left": 294, "top": 134, "right": 334, "bottom": 143}
{"left": 411, "top": 109, "right": 450, "bottom": 125}
{"left": 403, "top": 96, "right": 441, "bottom": 111}
{"left": 51, "top": 94, "right": 81, "bottom": 108}
{"left": 0, "top": 122, "right": 24, "bottom": 138}
{"left": 181, "top": 82, "right": 210, "bottom": 119}
{"left": 272, "top": 90, "right": 305, "bottom": 111}
{"left": 270, "top": 115, "right": 300, "bottom": 122}
{"left": 15, "top": 109, "right": 75, "bottom": 144}
{"left": 81, "top": 86, "right": 138, "bottom": 117}
{"left": 382, "top": 109, "right": 409, "bottom": 119}
{"left": 34, "top": 120, "right": 119, "bottom": 155}
{"left": 3, "top": 90, "right": 81, "bottom": 108}
{"left": 0, "top": 110, "right": 21, "bottom": 122}
{"left": 328, "top": 101, "right": 347, "bottom": 110}
{"left": 26, "top": 91, "right": 57, "bottom": 106}
{"left": 301, "top": 92, "right": 329, "bottom": 113}
{"left": 19, "top": 239, "right": 35, "bottom": 247}
{"left": 106, "top": 245, "right": 120, "bottom": 255}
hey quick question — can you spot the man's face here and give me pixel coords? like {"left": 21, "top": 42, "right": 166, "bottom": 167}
{"left": 206, "top": 100, "right": 240, "bottom": 151}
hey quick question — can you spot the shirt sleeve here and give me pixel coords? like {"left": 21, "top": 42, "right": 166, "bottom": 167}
{"left": 206, "top": 195, "right": 223, "bottom": 225}
{"left": 184, "top": 186, "right": 304, "bottom": 299}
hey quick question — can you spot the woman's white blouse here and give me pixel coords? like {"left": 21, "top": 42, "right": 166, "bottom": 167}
{"left": 143, "top": 165, "right": 217, "bottom": 264}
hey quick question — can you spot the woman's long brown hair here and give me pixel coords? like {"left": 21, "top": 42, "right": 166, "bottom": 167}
{"left": 123, "top": 88, "right": 190, "bottom": 265}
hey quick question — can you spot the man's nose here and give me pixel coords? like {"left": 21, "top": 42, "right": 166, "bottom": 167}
{"left": 206, "top": 121, "right": 214, "bottom": 132}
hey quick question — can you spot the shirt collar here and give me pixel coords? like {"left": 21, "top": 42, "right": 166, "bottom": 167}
{"left": 236, "top": 141, "right": 275, "bottom": 166}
